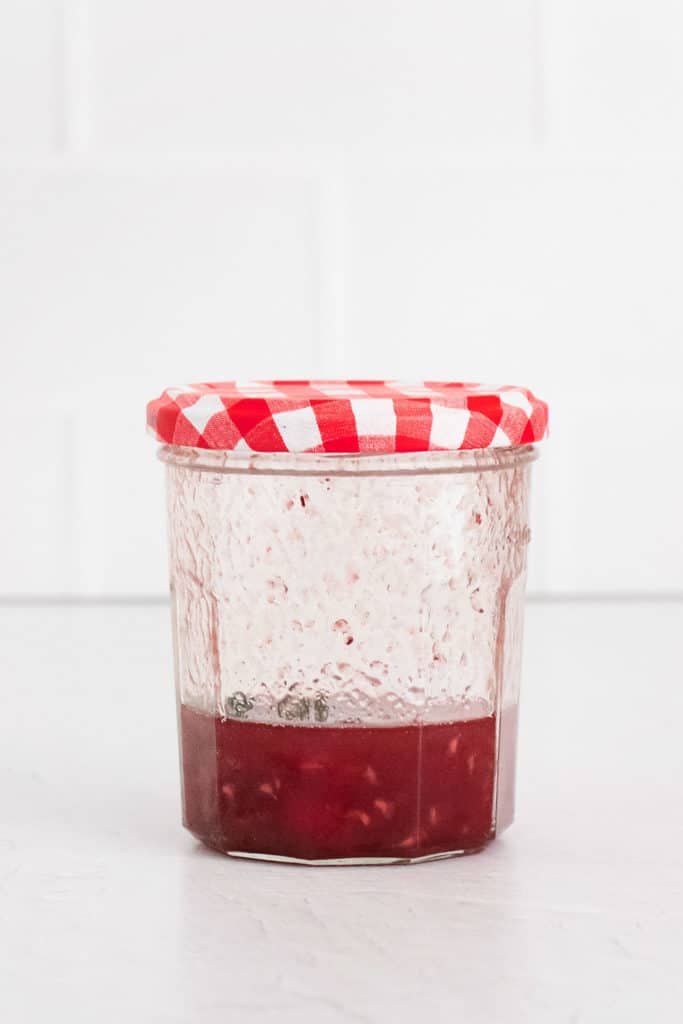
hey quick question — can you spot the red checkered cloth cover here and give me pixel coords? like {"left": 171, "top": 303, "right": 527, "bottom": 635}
{"left": 147, "top": 381, "right": 548, "bottom": 453}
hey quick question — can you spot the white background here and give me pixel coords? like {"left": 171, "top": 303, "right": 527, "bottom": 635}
{"left": 1, "top": 1, "right": 682, "bottom": 597}
{"left": 2, "top": 11, "right": 683, "bottom": 1020}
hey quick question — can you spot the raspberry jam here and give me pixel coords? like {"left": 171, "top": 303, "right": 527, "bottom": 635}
{"left": 179, "top": 704, "right": 512, "bottom": 862}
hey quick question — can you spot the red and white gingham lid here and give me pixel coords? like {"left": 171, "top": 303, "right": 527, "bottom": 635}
{"left": 147, "top": 381, "right": 548, "bottom": 454}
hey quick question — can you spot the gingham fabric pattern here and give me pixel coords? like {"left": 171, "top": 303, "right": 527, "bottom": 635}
{"left": 147, "top": 381, "right": 549, "bottom": 453}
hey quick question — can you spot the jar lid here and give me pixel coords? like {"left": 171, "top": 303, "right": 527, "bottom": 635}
{"left": 147, "top": 381, "right": 548, "bottom": 454}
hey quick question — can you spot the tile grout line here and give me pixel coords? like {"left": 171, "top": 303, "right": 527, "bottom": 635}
{"left": 318, "top": 170, "right": 347, "bottom": 376}
{"left": 530, "top": 0, "right": 547, "bottom": 145}
{"left": 60, "top": 0, "right": 90, "bottom": 154}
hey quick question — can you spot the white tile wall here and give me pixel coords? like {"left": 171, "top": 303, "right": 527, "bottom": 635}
{"left": 345, "top": 158, "right": 683, "bottom": 381}
{"left": 542, "top": 1, "right": 683, "bottom": 148}
{"left": 0, "top": 1, "right": 62, "bottom": 152}
{"left": 89, "top": 2, "right": 534, "bottom": 152}
{"left": 0, "top": 2, "right": 681, "bottom": 596}
{"left": 0, "top": 168, "right": 319, "bottom": 392}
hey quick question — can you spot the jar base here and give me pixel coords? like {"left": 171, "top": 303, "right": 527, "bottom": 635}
{"left": 192, "top": 833, "right": 492, "bottom": 866}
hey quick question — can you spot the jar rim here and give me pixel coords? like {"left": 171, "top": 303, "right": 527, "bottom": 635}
{"left": 158, "top": 443, "right": 538, "bottom": 476}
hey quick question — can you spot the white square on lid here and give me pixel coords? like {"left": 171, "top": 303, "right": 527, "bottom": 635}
{"left": 181, "top": 393, "right": 225, "bottom": 435}
{"left": 501, "top": 389, "right": 533, "bottom": 417}
{"left": 272, "top": 405, "right": 323, "bottom": 450}
{"left": 429, "top": 405, "right": 470, "bottom": 449}
{"left": 351, "top": 398, "right": 396, "bottom": 437}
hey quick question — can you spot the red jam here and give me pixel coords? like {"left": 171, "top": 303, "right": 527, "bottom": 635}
{"left": 179, "top": 704, "right": 517, "bottom": 861}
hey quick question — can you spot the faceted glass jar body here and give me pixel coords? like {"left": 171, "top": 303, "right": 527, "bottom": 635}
{"left": 161, "top": 445, "right": 536, "bottom": 864}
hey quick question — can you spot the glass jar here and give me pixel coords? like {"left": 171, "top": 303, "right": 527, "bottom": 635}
{"left": 148, "top": 382, "right": 548, "bottom": 864}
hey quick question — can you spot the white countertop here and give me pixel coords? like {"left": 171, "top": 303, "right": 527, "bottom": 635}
{"left": 1, "top": 600, "right": 681, "bottom": 1023}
